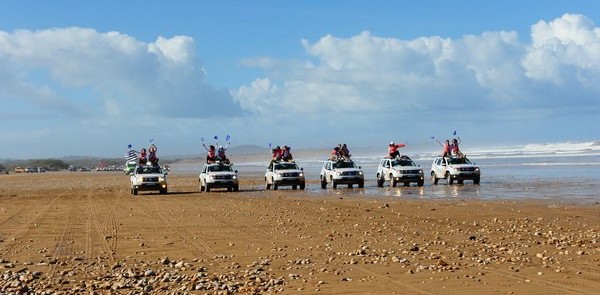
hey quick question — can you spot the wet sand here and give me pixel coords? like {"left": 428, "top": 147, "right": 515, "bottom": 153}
{"left": 0, "top": 172, "right": 599, "bottom": 294}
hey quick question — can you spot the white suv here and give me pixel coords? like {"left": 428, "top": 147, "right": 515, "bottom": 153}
{"left": 430, "top": 156, "right": 480, "bottom": 185}
{"left": 199, "top": 163, "right": 239, "bottom": 192}
{"left": 130, "top": 165, "right": 168, "bottom": 195}
{"left": 265, "top": 161, "right": 306, "bottom": 190}
{"left": 376, "top": 156, "right": 424, "bottom": 187}
{"left": 320, "top": 159, "right": 364, "bottom": 189}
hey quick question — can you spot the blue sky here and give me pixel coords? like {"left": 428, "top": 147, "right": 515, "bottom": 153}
{"left": 1, "top": 1, "right": 600, "bottom": 158}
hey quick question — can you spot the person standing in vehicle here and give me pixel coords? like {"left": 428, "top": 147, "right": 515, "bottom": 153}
{"left": 441, "top": 140, "right": 451, "bottom": 158}
{"left": 451, "top": 138, "right": 464, "bottom": 158}
{"left": 148, "top": 144, "right": 159, "bottom": 166}
{"left": 138, "top": 148, "right": 147, "bottom": 165}
{"left": 388, "top": 142, "right": 406, "bottom": 158}
{"left": 281, "top": 145, "right": 293, "bottom": 161}
{"left": 206, "top": 145, "right": 217, "bottom": 164}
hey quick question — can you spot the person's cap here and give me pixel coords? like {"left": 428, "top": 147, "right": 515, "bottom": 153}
{"left": 390, "top": 142, "right": 394, "bottom": 145}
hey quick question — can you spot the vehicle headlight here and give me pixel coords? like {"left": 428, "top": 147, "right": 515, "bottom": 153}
{"left": 137, "top": 176, "right": 143, "bottom": 182}
{"left": 475, "top": 167, "right": 480, "bottom": 172}
{"left": 419, "top": 169, "right": 424, "bottom": 174}
{"left": 208, "top": 175, "right": 215, "bottom": 179}
{"left": 159, "top": 177, "right": 165, "bottom": 182}
{"left": 358, "top": 171, "right": 363, "bottom": 175}
{"left": 336, "top": 172, "right": 341, "bottom": 176}
{"left": 277, "top": 173, "right": 283, "bottom": 177}
{"left": 299, "top": 172, "right": 304, "bottom": 177}
{"left": 233, "top": 175, "right": 237, "bottom": 179}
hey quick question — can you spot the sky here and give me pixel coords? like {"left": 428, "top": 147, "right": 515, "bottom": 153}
{"left": 1, "top": 0, "right": 600, "bottom": 158}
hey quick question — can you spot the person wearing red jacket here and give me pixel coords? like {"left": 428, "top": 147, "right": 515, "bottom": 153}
{"left": 388, "top": 142, "right": 406, "bottom": 158}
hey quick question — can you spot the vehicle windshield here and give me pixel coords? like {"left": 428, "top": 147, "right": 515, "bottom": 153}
{"left": 137, "top": 166, "right": 162, "bottom": 174}
{"left": 448, "top": 157, "right": 472, "bottom": 165}
{"left": 274, "top": 163, "right": 299, "bottom": 170}
{"left": 208, "top": 165, "right": 233, "bottom": 172}
{"left": 333, "top": 161, "right": 356, "bottom": 169}
{"left": 391, "top": 159, "right": 415, "bottom": 167}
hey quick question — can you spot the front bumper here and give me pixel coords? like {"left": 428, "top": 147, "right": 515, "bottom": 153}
{"left": 393, "top": 174, "right": 425, "bottom": 182}
{"left": 274, "top": 177, "right": 305, "bottom": 186}
{"left": 449, "top": 172, "right": 480, "bottom": 180}
{"left": 134, "top": 182, "right": 167, "bottom": 191}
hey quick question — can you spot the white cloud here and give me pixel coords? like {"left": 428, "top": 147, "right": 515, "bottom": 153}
{"left": 235, "top": 14, "right": 600, "bottom": 116}
{"left": 0, "top": 27, "right": 242, "bottom": 119}
{"left": 524, "top": 14, "right": 600, "bottom": 90}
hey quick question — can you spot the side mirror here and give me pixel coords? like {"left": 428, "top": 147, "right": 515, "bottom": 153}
{"left": 300, "top": 167, "right": 304, "bottom": 171}
{"left": 234, "top": 170, "right": 238, "bottom": 173}
{"left": 358, "top": 166, "right": 362, "bottom": 169}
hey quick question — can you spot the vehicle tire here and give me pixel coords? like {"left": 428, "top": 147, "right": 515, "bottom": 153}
{"left": 458, "top": 180, "right": 464, "bottom": 185}
{"left": 132, "top": 188, "right": 138, "bottom": 195}
{"left": 417, "top": 180, "right": 424, "bottom": 187}
{"left": 474, "top": 178, "right": 480, "bottom": 185}
{"left": 205, "top": 184, "right": 211, "bottom": 192}
{"left": 160, "top": 189, "right": 167, "bottom": 195}
{"left": 391, "top": 175, "right": 397, "bottom": 187}
{"left": 404, "top": 182, "right": 410, "bottom": 187}
{"left": 266, "top": 178, "right": 271, "bottom": 190}
{"left": 273, "top": 182, "right": 278, "bottom": 190}
{"left": 446, "top": 172, "right": 454, "bottom": 185}
{"left": 300, "top": 183, "right": 306, "bottom": 190}
{"left": 234, "top": 185, "right": 239, "bottom": 192}
{"left": 292, "top": 185, "right": 297, "bottom": 190}
{"left": 320, "top": 176, "right": 327, "bottom": 189}
{"left": 431, "top": 172, "right": 438, "bottom": 185}
{"left": 227, "top": 186, "right": 233, "bottom": 192}
{"left": 376, "top": 174, "right": 384, "bottom": 187}
{"left": 332, "top": 180, "right": 337, "bottom": 189}
{"left": 358, "top": 180, "right": 364, "bottom": 188}
{"left": 348, "top": 184, "right": 352, "bottom": 188}
{"left": 199, "top": 183, "right": 204, "bottom": 193}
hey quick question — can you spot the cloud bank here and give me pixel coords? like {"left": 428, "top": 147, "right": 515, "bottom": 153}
{"left": 234, "top": 14, "right": 600, "bottom": 117}
{"left": 0, "top": 27, "right": 243, "bottom": 119}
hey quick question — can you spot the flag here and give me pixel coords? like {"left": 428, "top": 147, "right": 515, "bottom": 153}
{"left": 126, "top": 150, "right": 137, "bottom": 163}
{"left": 226, "top": 134, "right": 231, "bottom": 141}
{"left": 453, "top": 130, "right": 457, "bottom": 136}
{"left": 127, "top": 144, "right": 132, "bottom": 149}
{"left": 214, "top": 135, "right": 218, "bottom": 140}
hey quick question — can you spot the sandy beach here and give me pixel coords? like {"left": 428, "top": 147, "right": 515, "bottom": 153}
{"left": 0, "top": 172, "right": 598, "bottom": 294}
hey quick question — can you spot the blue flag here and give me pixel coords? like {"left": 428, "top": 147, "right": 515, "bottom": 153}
{"left": 453, "top": 130, "right": 457, "bottom": 136}
{"left": 226, "top": 134, "right": 231, "bottom": 141}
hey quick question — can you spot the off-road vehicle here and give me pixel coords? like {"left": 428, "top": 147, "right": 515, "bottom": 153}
{"left": 430, "top": 156, "right": 480, "bottom": 185}
{"left": 130, "top": 165, "right": 168, "bottom": 195}
{"left": 265, "top": 161, "right": 305, "bottom": 190}
{"left": 376, "top": 156, "right": 424, "bottom": 187}
{"left": 320, "top": 159, "right": 364, "bottom": 189}
{"left": 199, "top": 163, "right": 239, "bottom": 192}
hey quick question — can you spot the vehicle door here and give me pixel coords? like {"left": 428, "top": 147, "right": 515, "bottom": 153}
{"left": 382, "top": 159, "right": 391, "bottom": 180}
{"left": 436, "top": 158, "right": 447, "bottom": 177}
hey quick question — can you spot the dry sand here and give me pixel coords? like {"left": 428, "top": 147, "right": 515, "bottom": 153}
{"left": 0, "top": 172, "right": 598, "bottom": 294}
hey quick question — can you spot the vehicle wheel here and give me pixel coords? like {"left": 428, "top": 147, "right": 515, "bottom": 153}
{"left": 458, "top": 180, "right": 464, "bottom": 185}
{"left": 320, "top": 176, "right": 327, "bottom": 189}
{"left": 199, "top": 183, "right": 205, "bottom": 192}
{"left": 417, "top": 180, "right": 424, "bottom": 187}
{"left": 358, "top": 180, "right": 364, "bottom": 188}
{"left": 431, "top": 172, "right": 438, "bottom": 185}
{"left": 266, "top": 178, "right": 271, "bottom": 190}
{"left": 404, "top": 182, "right": 410, "bottom": 187}
{"left": 132, "top": 188, "right": 138, "bottom": 195}
{"left": 300, "top": 183, "right": 306, "bottom": 190}
{"left": 446, "top": 172, "right": 454, "bottom": 185}
{"left": 233, "top": 185, "right": 239, "bottom": 192}
{"left": 391, "top": 175, "right": 397, "bottom": 187}
{"left": 227, "top": 186, "right": 233, "bottom": 192}
{"left": 332, "top": 180, "right": 337, "bottom": 189}
{"left": 474, "top": 178, "right": 480, "bottom": 185}
{"left": 376, "top": 174, "right": 384, "bottom": 187}
{"left": 292, "top": 185, "right": 297, "bottom": 190}
{"left": 205, "top": 184, "right": 211, "bottom": 192}
{"left": 348, "top": 184, "right": 352, "bottom": 188}
{"left": 160, "top": 189, "right": 167, "bottom": 195}
{"left": 273, "top": 182, "right": 278, "bottom": 190}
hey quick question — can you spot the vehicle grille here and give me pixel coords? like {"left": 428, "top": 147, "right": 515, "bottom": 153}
{"left": 214, "top": 175, "right": 233, "bottom": 180}
{"left": 457, "top": 167, "right": 476, "bottom": 172}
{"left": 143, "top": 177, "right": 158, "bottom": 182}
{"left": 341, "top": 171, "right": 359, "bottom": 176}
{"left": 282, "top": 172, "right": 300, "bottom": 177}
{"left": 402, "top": 170, "right": 421, "bottom": 174}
